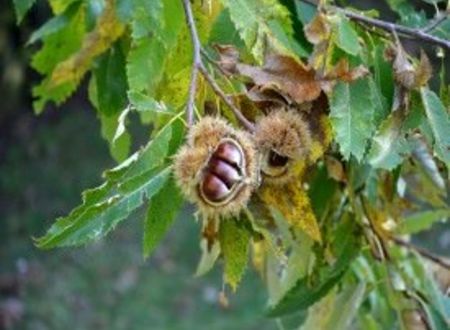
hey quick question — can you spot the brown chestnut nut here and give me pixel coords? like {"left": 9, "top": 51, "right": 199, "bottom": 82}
{"left": 173, "top": 117, "right": 259, "bottom": 218}
{"left": 199, "top": 139, "right": 245, "bottom": 205}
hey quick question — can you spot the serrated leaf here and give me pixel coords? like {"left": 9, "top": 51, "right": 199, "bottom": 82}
{"left": 35, "top": 122, "right": 175, "bottom": 248}
{"left": 397, "top": 209, "right": 450, "bottom": 235}
{"left": 127, "top": 0, "right": 184, "bottom": 95}
{"left": 48, "top": 0, "right": 78, "bottom": 14}
{"left": 27, "top": 2, "right": 81, "bottom": 44}
{"left": 104, "top": 119, "right": 174, "bottom": 182}
{"left": 266, "top": 215, "right": 361, "bottom": 317}
{"left": 330, "top": 78, "right": 376, "bottom": 161}
{"left": 143, "top": 175, "right": 184, "bottom": 258}
{"left": 368, "top": 111, "right": 411, "bottom": 170}
{"left": 220, "top": 0, "right": 295, "bottom": 62}
{"left": 219, "top": 218, "right": 251, "bottom": 291}
{"left": 12, "top": 0, "right": 36, "bottom": 23}
{"left": 325, "top": 282, "right": 366, "bottom": 330}
{"left": 99, "top": 112, "right": 131, "bottom": 163}
{"left": 128, "top": 91, "right": 172, "bottom": 113}
{"left": 95, "top": 43, "right": 128, "bottom": 116}
{"left": 130, "top": 0, "right": 163, "bottom": 40}
{"left": 127, "top": 38, "right": 166, "bottom": 93}
{"left": 31, "top": 4, "right": 85, "bottom": 112}
{"left": 209, "top": 9, "right": 244, "bottom": 46}
{"left": 261, "top": 181, "right": 322, "bottom": 243}
{"left": 50, "top": 0, "right": 125, "bottom": 87}
{"left": 333, "top": 15, "right": 361, "bottom": 56}
{"left": 421, "top": 87, "right": 450, "bottom": 166}
{"left": 36, "top": 166, "right": 171, "bottom": 248}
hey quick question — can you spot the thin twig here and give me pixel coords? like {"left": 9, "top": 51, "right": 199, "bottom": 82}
{"left": 180, "top": 0, "right": 255, "bottom": 131}
{"left": 422, "top": 13, "right": 447, "bottom": 33}
{"left": 299, "top": 0, "right": 450, "bottom": 50}
{"left": 181, "top": 0, "right": 201, "bottom": 126}
{"left": 198, "top": 64, "right": 255, "bottom": 131}
{"left": 392, "top": 237, "right": 450, "bottom": 271}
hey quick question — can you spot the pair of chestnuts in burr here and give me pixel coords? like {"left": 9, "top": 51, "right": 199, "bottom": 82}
{"left": 173, "top": 109, "right": 313, "bottom": 218}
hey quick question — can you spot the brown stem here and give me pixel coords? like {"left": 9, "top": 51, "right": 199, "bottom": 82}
{"left": 198, "top": 64, "right": 255, "bottom": 131}
{"left": 181, "top": 0, "right": 201, "bottom": 126}
{"left": 392, "top": 237, "right": 450, "bottom": 271}
{"left": 299, "top": 0, "right": 450, "bottom": 50}
{"left": 180, "top": 0, "right": 255, "bottom": 131}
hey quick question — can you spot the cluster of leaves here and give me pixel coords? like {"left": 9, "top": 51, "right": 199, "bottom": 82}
{"left": 14, "top": 0, "right": 450, "bottom": 328}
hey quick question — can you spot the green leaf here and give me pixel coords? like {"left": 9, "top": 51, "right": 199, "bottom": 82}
{"left": 294, "top": 1, "right": 316, "bottom": 25}
{"left": 130, "top": 0, "right": 164, "bottom": 40}
{"left": 266, "top": 215, "right": 361, "bottom": 317}
{"left": 35, "top": 122, "right": 175, "bottom": 248}
{"left": 368, "top": 111, "right": 411, "bottom": 170}
{"left": 143, "top": 175, "right": 184, "bottom": 258}
{"left": 128, "top": 91, "right": 172, "bottom": 113}
{"left": 369, "top": 77, "right": 389, "bottom": 127}
{"left": 27, "top": 2, "right": 81, "bottom": 44}
{"left": 334, "top": 16, "right": 361, "bottom": 56}
{"left": 397, "top": 209, "right": 450, "bottom": 235}
{"left": 127, "top": 0, "right": 183, "bottom": 94}
{"left": 220, "top": 0, "right": 296, "bottom": 62}
{"left": 30, "top": 3, "right": 85, "bottom": 112}
{"left": 209, "top": 9, "right": 245, "bottom": 46}
{"left": 330, "top": 79, "right": 376, "bottom": 161}
{"left": 421, "top": 87, "right": 450, "bottom": 166}
{"left": 127, "top": 38, "right": 166, "bottom": 93}
{"left": 219, "top": 218, "right": 251, "bottom": 291}
{"left": 12, "top": 0, "right": 36, "bottom": 23}
{"left": 36, "top": 166, "right": 171, "bottom": 248}
{"left": 325, "top": 282, "right": 367, "bottom": 330}
{"left": 95, "top": 44, "right": 128, "bottom": 116}
{"left": 105, "top": 119, "right": 174, "bottom": 182}
{"left": 99, "top": 112, "right": 132, "bottom": 163}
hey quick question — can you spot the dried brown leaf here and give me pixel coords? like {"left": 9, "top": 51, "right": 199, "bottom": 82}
{"left": 236, "top": 55, "right": 322, "bottom": 104}
{"left": 214, "top": 44, "right": 240, "bottom": 75}
{"left": 325, "top": 155, "right": 347, "bottom": 183}
{"left": 414, "top": 50, "right": 432, "bottom": 87}
{"left": 304, "top": 13, "right": 331, "bottom": 45}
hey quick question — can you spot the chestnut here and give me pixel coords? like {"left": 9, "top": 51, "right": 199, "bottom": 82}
{"left": 199, "top": 139, "right": 245, "bottom": 205}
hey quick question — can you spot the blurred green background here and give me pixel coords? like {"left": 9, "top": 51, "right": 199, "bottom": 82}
{"left": 0, "top": 2, "right": 271, "bottom": 329}
{"left": 1, "top": 1, "right": 449, "bottom": 329}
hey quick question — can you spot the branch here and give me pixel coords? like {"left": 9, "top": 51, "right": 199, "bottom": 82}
{"left": 181, "top": 0, "right": 201, "bottom": 126}
{"left": 180, "top": 0, "right": 255, "bottom": 131}
{"left": 299, "top": 0, "right": 450, "bottom": 50}
{"left": 392, "top": 237, "right": 450, "bottom": 271}
{"left": 198, "top": 64, "right": 255, "bottom": 131}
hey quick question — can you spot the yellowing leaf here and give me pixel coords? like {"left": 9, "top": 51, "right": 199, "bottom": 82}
{"left": 219, "top": 218, "right": 251, "bottom": 291}
{"left": 50, "top": 0, "right": 125, "bottom": 87}
{"left": 304, "top": 13, "right": 331, "bottom": 45}
{"left": 260, "top": 181, "right": 322, "bottom": 242}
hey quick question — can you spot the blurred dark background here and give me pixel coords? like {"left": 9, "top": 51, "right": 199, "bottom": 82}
{"left": 0, "top": 1, "right": 448, "bottom": 329}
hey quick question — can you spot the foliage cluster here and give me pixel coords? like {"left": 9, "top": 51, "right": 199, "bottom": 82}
{"left": 12, "top": 0, "right": 450, "bottom": 328}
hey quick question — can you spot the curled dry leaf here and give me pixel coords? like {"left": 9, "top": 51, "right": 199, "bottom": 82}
{"left": 215, "top": 46, "right": 368, "bottom": 106}
{"left": 304, "top": 13, "right": 331, "bottom": 45}
{"left": 386, "top": 44, "right": 432, "bottom": 90}
{"left": 236, "top": 55, "right": 322, "bottom": 104}
{"left": 214, "top": 44, "right": 240, "bottom": 75}
{"left": 325, "top": 155, "right": 347, "bottom": 183}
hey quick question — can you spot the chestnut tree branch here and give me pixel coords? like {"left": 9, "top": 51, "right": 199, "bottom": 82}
{"left": 181, "top": 0, "right": 201, "bottom": 126}
{"left": 180, "top": 0, "right": 255, "bottom": 131}
{"left": 392, "top": 237, "right": 450, "bottom": 271}
{"left": 299, "top": 0, "right": 450, "bottom": 50}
